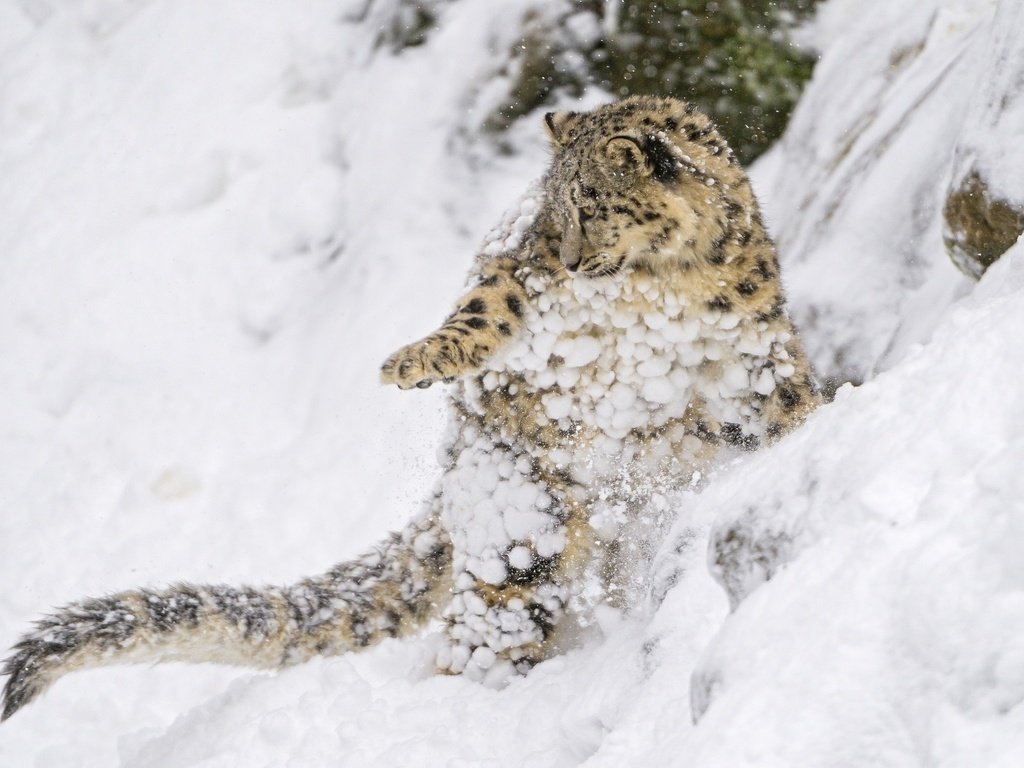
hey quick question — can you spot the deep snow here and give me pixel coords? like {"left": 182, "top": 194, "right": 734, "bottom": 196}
{"left": 2, "top": 0, "right": 1023, "bottom": 766}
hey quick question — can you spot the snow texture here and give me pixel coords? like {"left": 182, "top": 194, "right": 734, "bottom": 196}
{"left": 760, "top": 0, "right": 1008, "bottom": 383}
{"left": 2, "top": 0, "right": 1024, "bottom": 765}
{"left": 945, "top": 0, "right": 1024, "bottom": 206}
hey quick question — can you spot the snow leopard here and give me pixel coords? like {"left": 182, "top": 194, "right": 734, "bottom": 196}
{"left": 2, "top": 96, "right": 819, "bottom": 720}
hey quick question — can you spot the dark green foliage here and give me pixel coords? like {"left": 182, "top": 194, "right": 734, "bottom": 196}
{"left": 372, "top": 0, "right": 446, "bottom": 52}
{"left": 483, "top": 3, "right": 602, "bottom": 134}
{"left": 487, "top": 0, "right": 819, "bottom": 163}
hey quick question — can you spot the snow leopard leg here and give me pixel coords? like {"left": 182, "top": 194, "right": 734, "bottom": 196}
{"left": 1, "top": 502, "right": 450, "bottom": 721}
{"left": 380, "top": 255, "right": 528, "bottom": 390}
{"left": 436, "top": 493, "right": 595, "bottom": 682}
{"left": 434, "top": 428, "right": 595, "bottom": 682}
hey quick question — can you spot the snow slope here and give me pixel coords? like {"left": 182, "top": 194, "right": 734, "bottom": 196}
{"left": 2, "top": 0, "right": 1023, "bottom": 765}
{"left": 762, "top": 0, "right": 988, "bottom": 384}
{"left": 683, "top": 243, "right": 1024, "bottom": 767}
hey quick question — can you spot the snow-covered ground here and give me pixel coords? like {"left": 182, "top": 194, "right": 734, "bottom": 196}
{"left": 2, "top": 0, "right": 1023, "bottom": 765}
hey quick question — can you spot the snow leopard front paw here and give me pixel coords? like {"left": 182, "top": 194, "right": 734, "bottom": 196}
{"left": 380, "top": 337, "right": 466, "bottom": 390}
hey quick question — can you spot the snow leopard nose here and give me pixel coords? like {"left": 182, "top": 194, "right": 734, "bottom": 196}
{"left": 560, "top": 223, "right": 582, "bottom": 272}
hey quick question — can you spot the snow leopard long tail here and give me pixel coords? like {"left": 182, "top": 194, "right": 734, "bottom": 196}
{"left": 1, "top": 505, "right": 451, "bottom": 721}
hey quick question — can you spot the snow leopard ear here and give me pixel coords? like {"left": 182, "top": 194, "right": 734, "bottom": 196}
{"left": 602, "top": 135, "right": 653, "bottom": 177}
{"left": 603, "top": 134, "right": 680, "bottom": 182}
{"left": 543, "top": 111, "right": 577, "bottom": 146}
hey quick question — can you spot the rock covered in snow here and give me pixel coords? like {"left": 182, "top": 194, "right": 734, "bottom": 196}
{"left": 761, "top": 0, "right": 1004, "bottom": 384}
{"left": 942, "top": 0, "right": 1024, "bottom": 278}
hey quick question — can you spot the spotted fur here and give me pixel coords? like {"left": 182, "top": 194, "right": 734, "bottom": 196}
{"left": 3, "top": 96, "right": 819, "bottom": 720}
